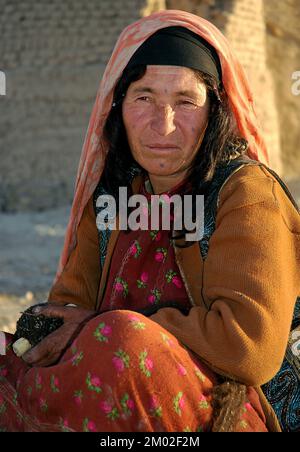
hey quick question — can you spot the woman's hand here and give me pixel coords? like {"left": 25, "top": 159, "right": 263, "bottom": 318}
{"left": 22, "top": 304, "right": 97, "bottom": 367}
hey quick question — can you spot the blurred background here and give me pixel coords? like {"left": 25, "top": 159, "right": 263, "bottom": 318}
{"left": 0, "top": 0, "right": 299, "bottom": 331}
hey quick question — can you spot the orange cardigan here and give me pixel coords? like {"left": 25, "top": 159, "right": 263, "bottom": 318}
{"left": 48, "top": 164, "right": 300, "bottom": 430}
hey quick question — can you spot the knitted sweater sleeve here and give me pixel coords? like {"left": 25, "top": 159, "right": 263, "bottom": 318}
{"left": 47, "top": 196, "right": 101, "bottom": 310}
{"left": 150, "top": 166, "right": 300, "bottom": 386}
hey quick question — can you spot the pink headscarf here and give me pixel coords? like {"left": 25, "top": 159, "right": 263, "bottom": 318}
{"left": 54, "top": 10, "right": 269, "bottom": 282}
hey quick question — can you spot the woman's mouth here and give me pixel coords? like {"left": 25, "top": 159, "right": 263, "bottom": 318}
{"left": 146, "top": 145, "right": 179, "bottom": 152}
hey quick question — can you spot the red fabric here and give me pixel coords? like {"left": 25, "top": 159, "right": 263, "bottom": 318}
{"left": 0, "top": 179, "right": 268, "bottom": 432}
{"left": 100, "top": 177, "right": 192, "bottom": 313}
{"left": 0, "top": 314, "right": 267, "bottom": 432}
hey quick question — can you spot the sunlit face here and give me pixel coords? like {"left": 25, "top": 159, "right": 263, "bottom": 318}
{"left": 122, "top": 65, "right": 210, "bottom": 182}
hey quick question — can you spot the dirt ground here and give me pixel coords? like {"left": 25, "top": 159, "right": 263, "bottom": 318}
{"left": 0, "top": 205, "right": 70, "bottom": 333}
{"left": 0, "top": 178, "right": 299, "bottom": 334}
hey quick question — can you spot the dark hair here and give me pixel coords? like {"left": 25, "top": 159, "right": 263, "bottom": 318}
{"left": 101, "top": 65, "right": 148, "bottom": 202}
{"left": 101, "top": 64, "right": 247, "bottom": 244}
{"left": 102, "top": 63, "right": 247, "bottom": 193}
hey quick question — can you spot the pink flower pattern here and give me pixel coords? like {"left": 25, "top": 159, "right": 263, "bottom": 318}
{"left": 73, "top": 390, "right": 83, "bottom": 406}
{"left": 115, "top": 282, "right": 123, "bottom": 292}
{"left": 145, "top": 357, "right": 154, "bottom": 372}
{"left": 141, "top": 272, "right": 148, "bottom": 283}
{"left": 100, "top": 400, "right": 112, "bottom": 415}
{"left": 83, "top": 418, "right": 97, "bottom": 432}
{"left": 112, "top": 349, "right": 130, "bottom": 373}
{"left": 0, "top": 312, "right": 264, "bottom": 432}
{"left": 112, "top": 356, "right": 125, "bottom": 373}
{"left": 74, "top": 396, "right": 82, "bottom": 406}
{"left": 98, "top": 178, "right": 191, "bottom": 316}
{"left": 147, "top": 294, "right": 156, "bottom": 304}
{"left": 91, "top": 376, "right": 101, "bottom": 387}
{"left": 154, "top": 248, "right": 167, "bottom": 263}
{"left": 171, "top": 275, "right": 183, "bottom": 288}
{"left": 178, "top": 365, "right": 187, "bottom": 376}
{"left": 0, "top": 180, "right": 265, "bottom": 433}
{"left": 127, "top": 399, "right": 135, "bottom": 410}
{"left": 101, "top": 325, "right": 112, "bottom": 336}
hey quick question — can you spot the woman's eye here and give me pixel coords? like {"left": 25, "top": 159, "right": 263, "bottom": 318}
{"left": 136, "top": 96, "right": 151, "bottom": 102}
{"left": 178, "top": 100, "right": 196, "bottom": 107}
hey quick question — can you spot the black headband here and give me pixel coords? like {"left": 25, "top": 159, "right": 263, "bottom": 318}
{"left": 126, "top": 26, "right": 222, "bottom": 84}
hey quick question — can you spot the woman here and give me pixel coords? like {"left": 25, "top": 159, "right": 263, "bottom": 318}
{"left": 0, "top": 10, "right": 299, "bottom": 432}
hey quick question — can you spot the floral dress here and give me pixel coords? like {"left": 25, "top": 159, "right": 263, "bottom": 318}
{"left": 99, "top": 177, "right": 192, "bottom": 314}
{"left": 0, "top": 178, "right": 268, "bottom": 432}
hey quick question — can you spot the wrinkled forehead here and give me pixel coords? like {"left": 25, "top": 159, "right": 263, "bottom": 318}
{"left": 142, "top": 65, "right": 197, "bottom": 75}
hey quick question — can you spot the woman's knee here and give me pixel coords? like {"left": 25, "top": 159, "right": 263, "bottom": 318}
{"left": 77, "top": 309, "right": 174, "bottom": 354}
{"left": 90, "top": 309, "right": 150, "bottom": 329}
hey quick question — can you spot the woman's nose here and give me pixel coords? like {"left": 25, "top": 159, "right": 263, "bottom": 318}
{"left": 150, "top": 105, "right": 176, "bottom": 136}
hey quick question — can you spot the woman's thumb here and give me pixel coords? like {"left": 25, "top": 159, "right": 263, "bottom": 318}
{"left": 33, "top": 304, "right": 69, "bottom": 319}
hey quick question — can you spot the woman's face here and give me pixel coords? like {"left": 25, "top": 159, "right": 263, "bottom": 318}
{"left": 122, "top": 65, "right": 210, "bottom": 181}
